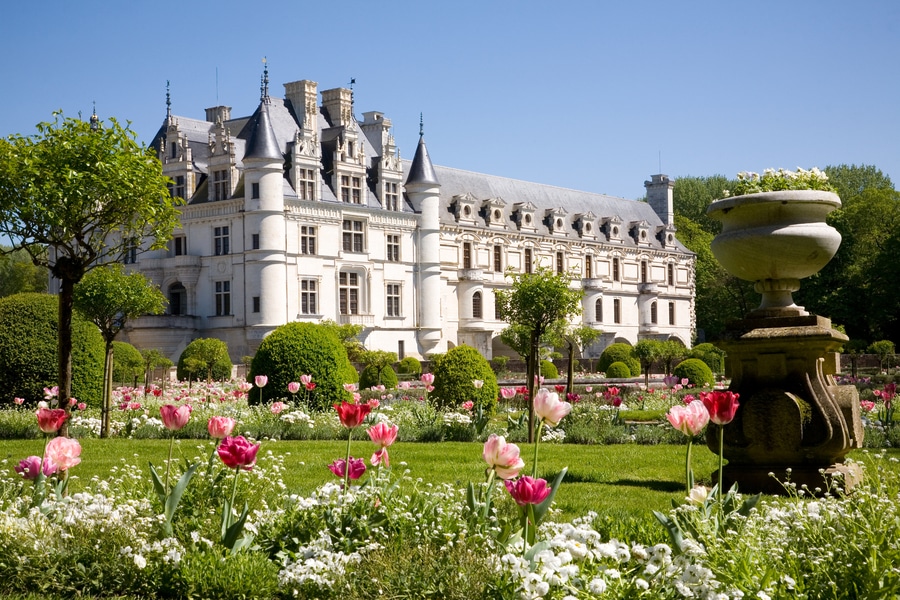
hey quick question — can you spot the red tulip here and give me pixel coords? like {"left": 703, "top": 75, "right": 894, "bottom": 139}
{"left": 160, "top": 404, "right": 192, "bottom": 431}
{"left": 700, "top": 391, "right": 740, "bottom": 426}
{"left": 35, "top": 408, "right": 68, "bottom": 434}
{"left": 217, "top": 435, "right": 260, "bottom": 470}
{"left": 504, "top": 476, "right": 552, "bottom": 507}
{"left": 334, "top": 401, "right": 372, "bottom": 428}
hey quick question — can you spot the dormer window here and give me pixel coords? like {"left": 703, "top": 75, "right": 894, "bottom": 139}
{"left": 657, "top": 223, "right": 677, "bottom": 248}
{"left": 605, "top": 216, "right": 623, "bottom": 242}
{"left": 631, "top": 220, "right": 651, "bottom": 245}
{"left": 546, "top": 208, "right": 568, "bottom": 235}
{"left": 453, "top": 193, "right": 478, "bottom": 223}
{"left": 576, "top": 212, "right": 597, "bottom": 238}
{"left": 483, "top": 197, "right": 506, "bottom": 227}
{"left": 513, "top": 202, "right": 537, "bottom": 231}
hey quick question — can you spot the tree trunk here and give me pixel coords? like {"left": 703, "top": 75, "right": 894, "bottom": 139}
{"left": 527, "top": 333, "right": 539, "bottom": 444}
{"left": 101, "top": 340, "right": 113, "bottom": 438}
{"left": 567, "top": 341, "right": 575, "bottom": 398}
{"left": 57, "top": 277, "right": 76, "bottom": 437}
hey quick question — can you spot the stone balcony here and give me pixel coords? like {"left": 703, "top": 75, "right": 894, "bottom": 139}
{"left": 458, "top": 268, "right": 484, "bottom": 281}
{"left": 639, "top": 282, "right": 659, "bottom": 295}
{"left": 582, "top": 278, "right": 604, "bottom": 291}
{"left": 339, "top": 314, "right": 374, "bottom": 326}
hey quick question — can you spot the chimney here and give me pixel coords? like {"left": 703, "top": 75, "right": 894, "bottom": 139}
{"left": 204, "top": 106, "right": 231, "bottom": 123}
{"left": 284, "top": 80, "right": 318, "bottom": 130}
{"left": 644, "top": 174, "right": 674, "bottom": 226}
{"left": 321, "top": 87, "right": 353, "bottom": 127}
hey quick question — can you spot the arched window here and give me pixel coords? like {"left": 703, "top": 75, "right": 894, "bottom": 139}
{"left": 669, "top": 302, "right": 676, "bottom": 325}
{"left": 594, "top": 298, "right": 602, "bottom": 323}
{"left": 651, "top": 301, "right": 658, "bottom": 324}
{"left": 613, "top": 298, "right": 621, "bottom": 324}
{"left": 472, "top": 291, "right": 483, "bottom": 319}
{"left": 463, "top": 242, "right": 472, "bottom": 269}
{"left": 168, "top": 282, "right": 186, "bottom": 315}
{"left": 585, "top": 255, "right": 593, "bottom": 279}
{"left": 667, "top": 263, "right": 675, "bottom": 286}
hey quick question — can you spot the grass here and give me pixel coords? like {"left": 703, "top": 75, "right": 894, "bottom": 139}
{"left": 0, "top": 438, "right": 719, "bottom": 523}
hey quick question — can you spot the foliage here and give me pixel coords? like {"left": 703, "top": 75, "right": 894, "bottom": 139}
{"left": 319, "top": 319, "right": 365, "bottom": 362}
{"left": 141, "top": 349, "right": 172, "bottom": 388}
{"left": 430, "top": 345, "right": 500, "bottom": 414}
{"left": 672, "top": 358, "right": 715, "bottom": 387}
{"left": 249, "top": 322, "right": 357, "bottom": 409}
{"left": 491, "top": 355, "right": 510, "bottom": 373}
{"left": 631, "top": 340, "right": 661, "bottom": 385}
{"left": 672, "top": 174, "right": 732, "bottom": 233}
{"left": 176, "top": 338, "right": 232, "bottom": 382}
{"left": 112, "top": 341, "right": 144, "bottom": 384}
{"left": 605, "top": 361, "right": 632, "bottom": 379}
{"left": 0, "top": 246, "right": 48, "bottom": 297}
{"left": 0, "top": 112, "right": 182, "bottom": 404}
{"left": 867, "top": 340, "right": 896, "bottom": 370}
{"left": 0, "top": 293, "right": 103, "bottom": 406}
{"left": 397, "top": 356, "right": 422, "bottom": 377}
{"left": 539, "top": 359, "right": 559, "bottom": 380}
{"left": 359, "top": 364, "right": 398, "bottom": 390}
{"left": 657, "top": 340, "right": 688, "bottom": 375}
{"left": 690, "top": 342, "right": 726, "bottom": 373}
{"left": 724, "top": 167, "right": 835, "bottom": 197}
{"left": 597, "top": 343, "right": 641, "bottom": 377}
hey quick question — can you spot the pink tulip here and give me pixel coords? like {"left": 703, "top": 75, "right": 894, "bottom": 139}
{"left": 35, "top": 408, "right": 68, "bottom": 434}
{"left": 13, "top": 397, "right": 24, "bottom": 405}
{"left": 500, "top": 387, "right": 517, "bottom": 400}
{"left": 217, "top": 436, "right": 260, "bottom": 470}
{"left": 344, "top": 383, "right": 358, "bottom": 392}
{"left": 505, "top": 476, "right": 552, "bottom": 507}
{"left": 76, "top": 402, "right": 87, "bottom": 411}
{"left": 482, "top": 434, "right": 525, "bottom": 480}
{"left": 45, "top": 436, "right": 81, "bottom": 471}
{"left": 700, "top": 391, "right": 740, "bottom": 426}
{"left": 43, "top": 386, "right": 59, "bottom": 400}
{"left": 371, "top": 448, "right": 390, "bottom": 467}
{"left": 270, "top": 401, "right": 287, "bottom": 415}
{"left": 287, "top": 382, "right": 301, "bottom": 395}
{"left": 666, "top": 400, "right": 710, "bottom": 437}
{"left": 207, "top": 416, "right": 236, "bottom": 440}
{"left": 159, "top": 404, "right": 192, "bottom": 431}
{"left": 462, "top": 400, "right": 474, "bottom": 411}
{"left": 67, "top": 397, "right": 77, "bottom": 407}
{"left": 367, "top": 398, "right": 380, "bottom": 409}
{"left": 420, "top": 373, "right": 435, "bottom": 385}
{"left": 860, "top": 400, "right": 876, "bottom": 412}
{"left": 328, "top": 457, "right": 366, "bottom": 480}
{"left": 15, "top": 455, "right": 56, "bottom": 480}
{"left": 533, "top": 388, "right": 572, "bottom": 427}
{"left": 367, "top": 422, "right": 398, "bottom": 449}
{"left": 300, "top": 374, "right": 312, "bottom": 385}
{"left": 397, "top": 381, "right": 411, "bottom": 390}
{"left": 254, "top": 375, "right": 268, "bottom": 388}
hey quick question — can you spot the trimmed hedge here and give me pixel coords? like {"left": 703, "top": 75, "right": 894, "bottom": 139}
{"left": 605, "top": 361, "right": 632, "bottom": 379}
{"left": 397, "top": 356, "right": 422, "bottom": 377}
{"left": 690, "top": 343, "right": 726, "bottom": 374}
{"left": 540, "top": 360, "right": 559, "bottom": 380}
{"left": 598, "top": 343, "right": 641, "bottom": 377}
{"left": 248, "top": 322, "right": 357, "bottom": 410}
{"left": 177, "top": 338, "right": 232, "bottom": 382}
{"left": 430, "top": 345, "right": 499, "bottom": 415}
{"left": 673, "top": 358, "right": 715, "bottom": 387}
{"left": 112, "top": 341, "right": 144, "bottom": 385}
{"left": 0, "top": 293, "right": 104, "bottom": 406}
{"left": 359, "top": 364, "right": 399, "bottom": 390}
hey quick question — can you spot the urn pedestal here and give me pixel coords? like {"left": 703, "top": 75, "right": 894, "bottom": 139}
{"left": 706, "top": 190, "right": 864, "bottom": 494}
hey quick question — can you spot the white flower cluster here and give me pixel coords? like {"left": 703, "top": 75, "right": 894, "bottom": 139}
{"left": 277, "top": 534, "right": 366, "bottom": 591}
{"left": 443, "top": 412, "right": 472, "bottom": 426}
{"left": 279, "top": 410, "right": 315, "bottom": 428}
{"left": 541, "top": 428, "right": 566, "bottom": 443}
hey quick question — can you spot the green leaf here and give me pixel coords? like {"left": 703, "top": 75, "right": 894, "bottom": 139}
{"left": 164, "top": 462, "right": 199, "bottom": 523}
{"left": 533, "top": 467, "right": 567, "bottom": 525}
{"left": 148, "top": 461, "right": 166, "bottom": 507}
{"left": 653, "top": 509, "right": 684, "bottom": 553}
{"left": 223, "top": 502, "right": 250, "bottom": 550}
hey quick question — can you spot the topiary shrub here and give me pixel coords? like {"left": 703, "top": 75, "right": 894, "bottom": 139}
{"left": 605, "top": 361, "right": 632, "bottom": 379}
{"left": 248, "top": 322, "right": 357, "bottom": 410}
{"left": 690, "top": 343, "right": 726, "bottom": 374}
{"left": 430, "top": 345, "right": 500, "bottom": 415}
{"left": 359, "top": 364, "right": 399, "bottom": 390}
{"left": 177, "top": 338, "right": 232, "bottom": 382}
{"left": 673, "top": 358, "right": 715, "bottom": 387}
{"left": 112, "top": 341, "right": 144, "bottom": 384}
{"left": 0, "top": 293, "right": 104, "bottom": 406}
{"left": 397, "top": 356, "right": 422, "bottom": 377}
{"left": 598, "top": 343, "right": 641, "bottom": 377}
{"left": 540, "top": 359, "right": 559, "bottom": 380}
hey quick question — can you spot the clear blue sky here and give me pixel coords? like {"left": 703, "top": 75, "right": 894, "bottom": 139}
{"left": 1, "top": 0, "right": 897, "bottom": 200}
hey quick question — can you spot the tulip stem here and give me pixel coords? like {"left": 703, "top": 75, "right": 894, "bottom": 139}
{"left": 685, "top": 438, "right": 693, "bottom": 495}
{"left": 227, "top": 466, "right": 239, "bottom": 531}
{"left": 164, "top": 434, "right": 175, "bottom": 496}
{"left": 532, "top": 422, "right": 543, "bottom": 479}
{"left": 717, "top": 426, "right": 725, "bottom": 497}
{"left": 482, "top": 470, "right": 496, "bottom": 521}
{"left": 521, "top": 510, "right": 529, "bottom": 557}
{"left": 344, "top": 429, "right": 353, "bottom": 493}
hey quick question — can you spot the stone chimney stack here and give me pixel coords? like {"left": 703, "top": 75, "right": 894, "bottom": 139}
{"left": 645, "top": 174, "right": 675, "bottom": 226}
{"left": 284, "top": 80, "right": 319, "bottom": 130}
{"left": 204, "top": 106, "right": 231, "bottom": 123}
{"left": 320, "top": 87, "right": 353, "bottom": 127}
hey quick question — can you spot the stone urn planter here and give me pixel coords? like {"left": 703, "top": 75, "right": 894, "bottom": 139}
{"left": 707, "top": 190, "right": 842, "bottom": 317}
{"left": 706, "top": 189, "right": 863, "bottom": 493}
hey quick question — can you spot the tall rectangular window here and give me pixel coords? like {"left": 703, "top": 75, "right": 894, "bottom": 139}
{"left": 215, "top": 281, "right": 231, "bottom": 316}
{"left": 613, "top": 298, "right": 621, "bottom": 324}
{"left": 299, "top": 168, "right": 316, "bottom": 200}
{"left": 384, "top": 182, "right": 399, "bottom": 211}
{"left": 251, "top": 234, "right": 260, "bottom": 250}
{"left": 172, "top": 235, "right": 186, "bottom": 256}
{"left": 341, "top": 175, "right": 362, "bottom": 204}
{"left": 214, "top": 226, "right": 230, "bottom": 256}
{"left": 301, "top": 226, "right": 317, "bottom": 255}
{"left": 252, "top": 296, "right": 260, "bottom": 313}
{"left": 641, "top": 260, "right": 648, "bottom": 283}
{"left": 463, "top": 242, "right": 472, "bottom": 269}
{"left": 585, "top": 255, "right": 593, "bottom": 278}
{"left": 251, "top": 182, "right": 260, "bottom": 199}
{"left": 300, "top": 279, "right": 317, "bottom": 315}
{"left": 651, "top": 301, "right": 658, "bottom": 324}
{"left": 612, "top": 257, "right": 620, "bottom": 282}
{"left": 212, "top": 170, "right": 229, "bottom": 201}
{"left": 342, "top": 220, "right": 364, "bottom": 253}
{"left": 556, "top": 251, "right": 564, "bottom": 274}
{"left": 123, "top": 244, "right": 137, "bottom": 265}
{"left": 339, "top": 272, "right": 360, "bottom": 315}
{"left": 668, "top": 264, "right": 675, "bottom": 286}
{"left": 169, "top": 175, "right": 185, "bottom": 199}
{"left": 669, "top": 302, "right": 676, "bottom": 325}
{"left": 386, "top": 283, "right": 401, "bottom": 317}
{"left": 387, "top": 234, "right": 400, "bottom": 262}
{"left": 524, "top": 248, "right": 533, "bottom": 274}
{"left": 493, "top": 245, "right": 503, "bottom": 272}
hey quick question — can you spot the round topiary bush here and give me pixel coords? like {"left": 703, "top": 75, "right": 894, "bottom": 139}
{"left": 397, "top": 356, "right": 422, "bottom": 377}
{"left": 605, "top": 361, "right": 632, "bottom": 379}
{"left": 690, "top": 343, "right": 726, "bottom": 374}
{"left": 248, "top": 322, "right": 357, "bottom": 410}
{"left": 112, "top": 341, "right": 144, "bottom": 384}
{"left": 540, "top": 359, "right": 559, "bottom": 380}
{"left": 177, "top": 338, "right": 232, "bottom": 382}
{"left": 430, "top": 345, "right": 500, "bottom": 415}
{"left": 0, "top": 293, "right": 104, "bottom": 406}
{"left": 598, "top": 343, "right": 641, "bottom": 377}
{"left": 359, "top": 364, "right": 399, "bottom": 390}
{"left": 673, "top": 358, "right": 715, "bottom": 387}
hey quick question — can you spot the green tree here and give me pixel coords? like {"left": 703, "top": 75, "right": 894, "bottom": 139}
{"left": 569, "top": 324, "right": 603, "bottom": 373}
{"left": 74, "top": 264, "right": 167, "bottom": 437}
{"left": 360, "top": 350, "right": 399, "bottom": 386}
{"left": 320, "top": 319, "right": 365, "bottom": 362}
{"left": 112, "top": 341, "right": 144, "bottom": 385}
{"left": 632, "top": 340, "right": 662, "bottom": 387}
{"left": 672, "top": 175, "right": 732, "bottom": 233}
{"left": 177, "top": 338, "right": 231, "bottom": 384}
{"left": 868, "top": 340, "right": 896, "bottom": 371}
{"left": 658, "top": 339, "right": 689, "bottom": 375}
{"left": 141, "top": 349, "right": 172, "bottom": 391}
{"left": 495, "top": 268, "right": 583, "bottom": 442}
{"left": 0, "top": 113, "right": 181, "bottom": 417}
{"left": 0, "top": 246, "right": 48, "bottom": 297}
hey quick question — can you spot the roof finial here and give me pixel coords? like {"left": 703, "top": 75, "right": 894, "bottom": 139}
{"left": 166, "top": 80, "right": 172, "bottom": 118}
{"left": 419, "top": 113, "right": 424, "bottom": 137}
{"left": 261, "top": 56, "right": 270, "bottom": 104}
{"left": 90, "top": 101, "right": 99, "bottom": 131}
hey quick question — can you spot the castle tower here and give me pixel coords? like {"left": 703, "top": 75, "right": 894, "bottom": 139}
{"left": 405, "top": 118, "right": 442, "bottom": 355}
